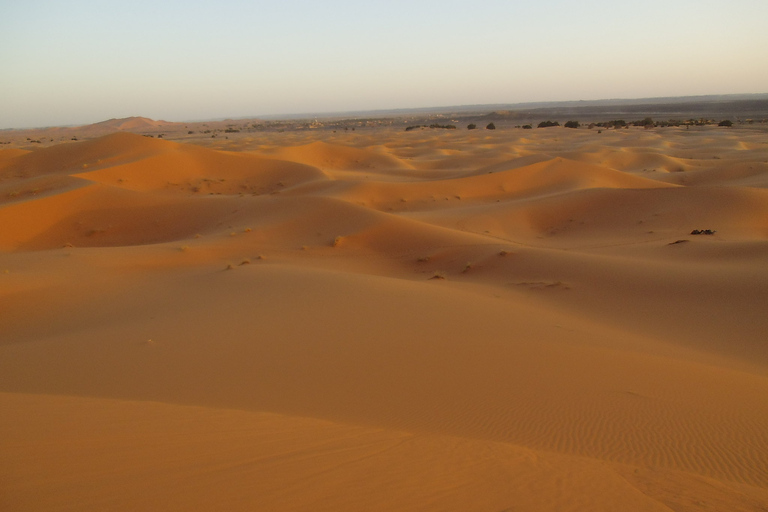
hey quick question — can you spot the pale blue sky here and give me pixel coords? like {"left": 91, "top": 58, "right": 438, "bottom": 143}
{"left": 1, "top": 0, "right": 766, "bottom": 128}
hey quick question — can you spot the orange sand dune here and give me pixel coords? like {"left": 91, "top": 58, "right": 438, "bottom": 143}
{"left": 2, "top": 126, "right": 768, "bottom": 511}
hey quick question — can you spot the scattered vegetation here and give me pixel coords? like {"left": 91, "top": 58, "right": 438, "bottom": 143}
{"left": 405, "top": 124, "right": 457, "bottom": 131}
{"left": 633, "top": 117, "right": 655, "bottom": 128}
{"left": 690, "top": 229, "right": 716, "bottom": 235}
{"left": 537, "top": 120, "right": 560, "bottom": 128}
{"left": 591, "top": 120, "right": 627, "bottom": 129}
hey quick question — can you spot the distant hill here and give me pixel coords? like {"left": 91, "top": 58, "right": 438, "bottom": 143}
{"left": 78, "top": 117, "right": 179, "bottom": 133}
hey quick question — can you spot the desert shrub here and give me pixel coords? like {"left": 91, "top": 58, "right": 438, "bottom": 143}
{"left": 718, "top": 119, "right": 733, "bottom": 127}
{"left": 564, "top": 120, "right": 580, "bottom": 129}
{"left": 224, "top": 128, "right": 240, "bottom": 133}
{"left": 486, "top": 122, "right": 496, "bottom": 130}
{"left": 522, "top": 124, "right": 533, "bottom": 129}
{"left": 537, "top": 120, "right": 560, "bottom": 128}
{"left": 406, "top": 124, "right": 456, "bottom": 131}
{"left": 467, "top": 124, "right": 477, "bottom": 130}
{"left": 633, "top": 117, "right": 655, "bottom": 127}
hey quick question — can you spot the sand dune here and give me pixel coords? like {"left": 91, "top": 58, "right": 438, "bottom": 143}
{"left": 2, "top": 125, "right": 768, "bottom": 511}
{"left": 78, "top": 116, "right": 180, "bottom": 132}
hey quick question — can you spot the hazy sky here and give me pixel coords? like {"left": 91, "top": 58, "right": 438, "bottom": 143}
{"left": 2, "top": 0, "right": 767, "bottom": 128}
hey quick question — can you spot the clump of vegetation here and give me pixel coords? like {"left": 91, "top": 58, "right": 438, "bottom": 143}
{"left": 594, "top": 120, "right": 627, "bottom": 129}
{"left": 406, "top": 124, "right": 456, "bottom": 131}
{"left": 467, "top": 124, "right": 477, "bottom": 130}
{"left": 522, "top": 124, "right": 533, "bottom": 130}
{"left": 564, "top": 120, "right": 580, "bottom": 129}
{"left": 632, "top": 117, "right": 655, "bottom": 128}
{"left": 224, "top": 128, "right": 240, "bottom": 133}
{"left": 718, "top": 119, "right": 733, "bottom": 127}
{"left": 486, "top": 122, "right": 496, "bottom": 130}
{"left": 537, "top": 120, "right": 560, "bottom": 128}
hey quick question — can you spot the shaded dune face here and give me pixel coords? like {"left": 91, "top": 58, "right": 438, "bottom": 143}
{"left": 2, "top": 127, "right": 768, "bottom": 511}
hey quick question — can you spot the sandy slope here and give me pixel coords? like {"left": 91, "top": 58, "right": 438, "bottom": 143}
{"left": 1, "top": 126, "right": 768, "bottom": 511}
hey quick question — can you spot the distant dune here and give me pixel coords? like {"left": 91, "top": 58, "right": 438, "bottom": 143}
{"left": 1, "top": 124, "right": 768, "bottom": 511}
{"left": 77, "top": 116, "right": 180, "bottom": 132}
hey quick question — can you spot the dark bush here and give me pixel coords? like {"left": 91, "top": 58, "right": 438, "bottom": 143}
{"left": 718, "top": 120, "right": 733, "bottom": 127}
{"left": 486, "top": 123, "right": 496, "bottom": 130}
{"left": 522, "top": 124, "right": 533, "bottom": 129}
{"left": 467, "top": 124, "right": 477, "bottom": 130}
{"left": 633, "top": 117, "right": 655, "bottom": 127}
{"left": 537, "top": 120, "right": 560, "bottom": 128}
{"left": 564, "top": 120, "right": 580, "bottom": 129}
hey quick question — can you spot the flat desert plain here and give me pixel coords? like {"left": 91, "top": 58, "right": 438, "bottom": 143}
{"left": 1, "top": 123, "right": 768, "bottom": 511}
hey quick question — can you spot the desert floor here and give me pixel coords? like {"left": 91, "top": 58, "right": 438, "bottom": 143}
{"left": 1, "top": 124, "right": 767, "bottom": 511}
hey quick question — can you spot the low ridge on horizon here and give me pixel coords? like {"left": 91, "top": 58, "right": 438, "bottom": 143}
{"left": 5, "top": 92, "right": 767, "bottom": 131}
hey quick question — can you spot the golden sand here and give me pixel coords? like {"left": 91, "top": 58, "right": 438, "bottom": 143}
{"left": 1, "top": 125, "right": 767, "bottom": 511}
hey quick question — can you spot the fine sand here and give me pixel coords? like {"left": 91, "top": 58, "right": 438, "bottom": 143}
{"left": 1, "top": 124, "right": 768, "bottom": 511}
